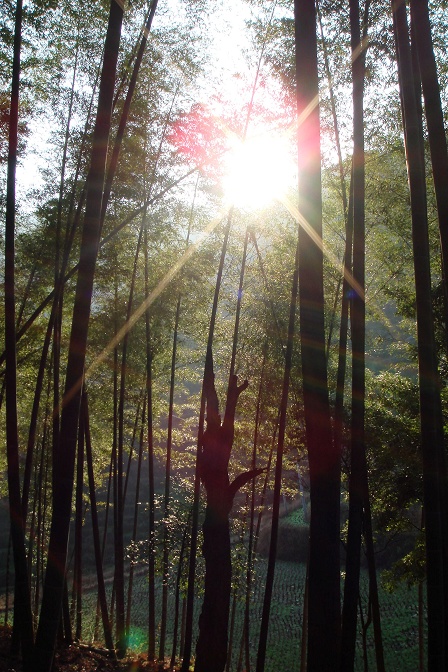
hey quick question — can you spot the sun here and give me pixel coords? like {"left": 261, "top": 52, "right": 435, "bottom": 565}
{"left": 221, "top": 128, "right": 296, "bottom": 212}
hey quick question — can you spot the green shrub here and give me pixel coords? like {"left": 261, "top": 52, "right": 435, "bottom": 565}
{"left": 257, "top": 522, "right": 309, "bottom": 563}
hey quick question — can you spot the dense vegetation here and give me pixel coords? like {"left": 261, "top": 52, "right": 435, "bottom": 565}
{"left": 1, "top": 0, "right": 448, "bottom": 671}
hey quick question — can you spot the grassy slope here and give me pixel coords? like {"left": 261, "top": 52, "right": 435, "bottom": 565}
{"left": 73, "top": 559, "right": 423, "bottom": 672}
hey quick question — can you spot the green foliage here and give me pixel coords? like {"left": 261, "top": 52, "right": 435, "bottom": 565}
{"left": 366, "top": 370, "right": 422, "bottom": 530}
{"left": 362, "top": 370, "right": 426, "bottom": 584}
{"left": 381, "top": 531, "right": 426, "bottom": 589}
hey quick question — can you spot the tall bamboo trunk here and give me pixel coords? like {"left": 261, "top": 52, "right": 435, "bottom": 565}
{"left": 181, "top": 212, "right": 233, "bottom": 672}
{"left": 243, "top": 354, "right": 265, "bottom": 672}
{"left": 100, "top": 0, "right": 159, "bottom": 231}
{"left": 393, "top": 2, "right": 446, "bottom": 669}
{"left": 74, "top": 418, "right": 84, "bottom": 641}
{"left": 33, "top": 5, "right": 124, "bottom": 670}
{"left": 126, "top": 399, "right": 146, "bottom": 639}
{"left": 409, "top": 0, "right": 448, "bottom": 293}
{"left": 115, "top": 224, "right": 145, "bottom": 657}
{"left": 82, "top": 392, "right": 114, "bottom": 650}
{"left": 170, "top": 511, "right": 190, "bottom": 670}
{"left": 5, "top": 0, "right": 34, "bottom": 666}
{"left": 294, "top": 2, "right": 340, "bottom": 670}
{"left": 409, "top": 8, "right": 448, "bottom": 649}
{"left": 144, "top": 224, "right": 156, "bottom": 660}
{"left": 341, "top": 0, "right": 367, "bottom": 669}
{"left": 256, "top": 233, "right": 299, "bottom": 672}
{"left": 160, "top": 294, "right": 181, "bottom": 663}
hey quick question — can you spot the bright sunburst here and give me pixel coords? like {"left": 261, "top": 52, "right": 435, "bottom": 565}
{"left": 221, "top": 129, "right": 296, "bottom": 211}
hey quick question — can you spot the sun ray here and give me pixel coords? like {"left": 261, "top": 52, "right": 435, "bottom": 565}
{"left": 278, "top": 193, "right": 365, "bottom": 302}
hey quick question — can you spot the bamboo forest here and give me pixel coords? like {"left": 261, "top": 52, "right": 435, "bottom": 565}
{"left": 1, "top": 0, "right": 448, "bottom": 670}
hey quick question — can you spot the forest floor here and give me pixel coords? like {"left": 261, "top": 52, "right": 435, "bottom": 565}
{"left": 0, "top": 625, "right": 182, "bottom": 672}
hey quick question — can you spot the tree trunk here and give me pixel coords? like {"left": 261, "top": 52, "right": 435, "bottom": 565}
{"left": 5, "top": 0, "right": 34, "bottom": 666}
{"left": 226, "top": 585, "right": 238, "bottom": 672}
{"left": 160, "top": 294, "right": 181, "bottom": 663}
{"left": 82, "top": 392, "right": 114, "bottom": 650}
{"left": 363, "top": 495, "right": 385, "bottom": 672}
{"left": 100, "top": 0, "right": 159, "bottom": 231}
{"left": 144, "top": 224, "right": 156, "bottom": 661}
{"left": 409, "top": 0, "right": 448, "bottom": 293}
{"left": 300, "top": 555, "right": 309, "bottom": 672}
{"left": 409, "top": 9, "right": 448, "bottom": 650}
{"left": 195, "top": 350, "right": 261, "bottom": 672}
{"left": 126, "top": 400, "right": 145, "bottom": 640}
{"left": 115, "top": 224, "right": 145, "bottom": 657}
{"left": 316, "top": 0, "right": 350, "bottom": 359}
{"left": 393, "top": 2, "right": 446, "bottom": 669}
{"left": 181, "top": 212, "right": 233, "bottom": 672}
{"left": 171, "top": 513, "right": 190, "bottom": 669}
{"left": 33, "top": 4, "right": 124, "bottom": 670}
{"left": 341, "top": 0, "right": 367, "bottom": 668}
{"left": 195, "top": 513, "right": 232, "bottom": 672}
{"left": 294, "top": 1, "right": 340, "bottom": 669}
{"left": 243, "top": 354, "right": 265, "bottom": 672}
{"left": 256, "top": 232, "right": 299, "bottom": 672}
{"left": 123, "top": 390, "right": 144, "bottom": 503}
{"left": 74, "top": 418, "right": 84, "bottom": 641}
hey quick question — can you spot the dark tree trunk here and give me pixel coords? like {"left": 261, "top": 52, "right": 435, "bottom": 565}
{"left": 170, "top": 512, "right": 190, "bottom": 670}
{"left": 256, "top": 231, "right": 299, "bottom": 672}
{"left": 180, "top": 597, "right": 187, "bottom": 660}
{"left": 111, "top": 274, "right": 119, "bottom": 640}
{"left": 33, "top": 428, "right": 48, "bottom": 629}
{"left": 22, "top": 38, "right": 78, "bottom": 524}
{"left": 33, "top": 4, "right": 123, "bottom": 670}
{"left": 144, "top": 224, "right": 156, "bottom": 661}
{"left": 253, "top": 422, "right": 277, "bottom": 556}
{"left": 160, "top": 294, "right": 181, "bottom": 663}
{"left": 342, "top": 3, "right": 385, "bottom": 668}
{"left": 195, "top": 514, "right": 232, "bottom": 672}
{"left": 409, "top": 10, "right": 448, "bottom": 649}
{"left": 62, "top": 581, "right": 72, "bottom": 644}
{"left": 82, "top": 393, "right": 114, "bottom": 650}
{"left": 419, "top": 579, "right": 424, "bottom": 672}
{"left": 300, "top": 556, "right": 309, "bottom": 672}
{"left": 115, "top": 224, "right": 144, "bottom": 657}
{"left": 22, "top": 301, "right": 57, "bottom": 523}
{"left": 341, "top": 0, "right": 367, "bottom": 668}
{"left": 126, "top": 400, "right": 145, "bottom": 639}
{"left": 100, "top": 0, "right": 159, "bottom": 231}
{"left": 181, "top": 212, "right": 234, "bottom": 672}
{"left": 393, "top": 2, "right": 446, "bottom": 670}
{"left": 226, "top": 585, "right": 238, "bottom": 672}
{"left": 198, "top": 225, "right": 250, "bottom": 672}
{"left": 153, "top": 85, "right": 185, "bottom": 666}
{"left": 195, "top": 350, "right": 261, "bottom": 672}
{"left": 316, "top": 0, "right": 350, "bottom": 359}
{"left": 74, "top": 418, "right": 84, "bottom": 641}
{"left": 5, "top": 0, "right": 34, "bottom": 666}
{"left": 243, "top": 354, "right": 265, "bottom": 672}
{"left": 294, "top": 1, "right": 340, "bottom": 669}
{"left": 409, "top": 0, "right": 448, "bottom": 291}
{"left": 363, "top": 495, "right": 385, "bottom": 671}
{"left": 123, "top": 390, "right": 144, "bottom": 503}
